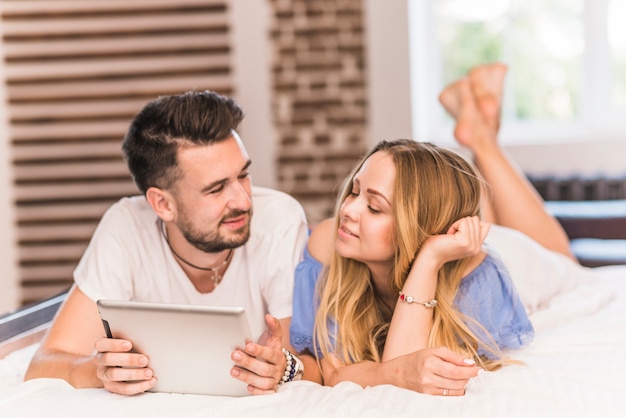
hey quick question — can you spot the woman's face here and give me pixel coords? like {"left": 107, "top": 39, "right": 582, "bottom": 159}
{"left": 336, "top": 151, "right": 396, "bottom": 269}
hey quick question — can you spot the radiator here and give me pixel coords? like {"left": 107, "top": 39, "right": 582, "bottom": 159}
{"left": 529, "top": 176, "right": 626, "bottom": 201}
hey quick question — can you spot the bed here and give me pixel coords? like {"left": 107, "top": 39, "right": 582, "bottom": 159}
{"left": 1, "top": 224, "right": 625, "bottom": 417}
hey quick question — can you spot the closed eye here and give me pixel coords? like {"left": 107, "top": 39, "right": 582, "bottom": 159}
{"left": 208, "top": 184, "right": 225, "bottom": 194}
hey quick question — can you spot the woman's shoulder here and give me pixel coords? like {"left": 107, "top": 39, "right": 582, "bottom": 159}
{"left": 307, "top": 218, "right": 336, "bottom": 265}
{"left": 459, "top": 252, "right": 515, "bottom": 298}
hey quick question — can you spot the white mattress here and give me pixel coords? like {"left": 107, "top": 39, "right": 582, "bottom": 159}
{"left": 1, "top": 238, "right": 625, "bottom": 417}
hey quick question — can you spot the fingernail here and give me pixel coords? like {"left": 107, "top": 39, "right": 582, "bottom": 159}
{"left": 122, "top": 341, "right": 131, "bottom": 350}
{"left": 144, "top": 369, "right": 152, "bottom": 378}
{"left": 463, "top": 358, "right": 476, "bottom": 365}
{"left": 139, "top": 357, "right": 148, "bottom": 366}
{"left": 232, "top": 351, "right": 242, "bottom": 361}
{"left": 246, "top": 343, "right": 255, "bottom": 354}
{"left": 231, "top": 368, "right": 240, "bottom": 377}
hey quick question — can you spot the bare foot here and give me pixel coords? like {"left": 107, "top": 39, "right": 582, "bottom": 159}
{"left": 438, "top": 77, "right": 466, "bottom": 119}
{"left": 468, "top": 62, "right": 507, "bottom": 133}
{"left": 438, "top": 77, "right": 491, "bottom": 151}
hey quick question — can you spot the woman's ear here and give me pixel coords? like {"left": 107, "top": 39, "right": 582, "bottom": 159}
{"left": 146, "top": 187, "right": 175, "bottom": 222}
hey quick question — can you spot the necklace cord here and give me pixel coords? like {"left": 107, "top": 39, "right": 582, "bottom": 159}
{"left": 157, "top": 219, "right": 233, "bottom": 285}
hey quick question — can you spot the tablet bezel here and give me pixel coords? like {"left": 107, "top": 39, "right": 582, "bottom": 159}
{"left": 96, "top": 299, "right": 252, "bottom": 396}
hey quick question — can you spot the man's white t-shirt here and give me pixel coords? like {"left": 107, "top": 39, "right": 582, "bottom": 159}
{"left": 74, "top": 186, "right": 308, "bottom": 341}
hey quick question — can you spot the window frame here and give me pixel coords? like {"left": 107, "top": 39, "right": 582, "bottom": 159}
{"left": 407, "top": 0, "right": 625, "bottom": 146}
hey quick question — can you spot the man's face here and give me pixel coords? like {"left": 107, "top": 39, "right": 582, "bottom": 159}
{"left": 171, "top": 132, "right": 253, "bottom": 253}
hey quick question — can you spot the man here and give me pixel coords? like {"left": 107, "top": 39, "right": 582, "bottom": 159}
{"left": 24, "top": 90, "right": 309, "bottom": 395}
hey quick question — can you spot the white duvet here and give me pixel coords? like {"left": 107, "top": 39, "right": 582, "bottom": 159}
{"left": 1, "top": 226, "right": 625, "bottom": 417}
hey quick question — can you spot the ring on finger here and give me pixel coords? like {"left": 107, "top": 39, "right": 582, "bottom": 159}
{"left": 443, "top": 388, "right": 449, "bottom": 396}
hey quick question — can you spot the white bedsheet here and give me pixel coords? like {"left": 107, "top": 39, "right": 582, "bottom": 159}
{"left": 1, "top": 265, "right": 625, "bottom": 417}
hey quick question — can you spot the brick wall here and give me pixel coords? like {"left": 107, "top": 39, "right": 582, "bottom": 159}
{"left": 269, "top": 0, "right": 368, "bottom": 223}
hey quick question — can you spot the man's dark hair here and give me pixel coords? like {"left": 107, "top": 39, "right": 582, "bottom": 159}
{"left": 122, "top": 90, "right": 245, "bottom": 194}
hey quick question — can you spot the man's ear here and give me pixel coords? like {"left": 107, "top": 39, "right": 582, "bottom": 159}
{"left": 146, "top": 187, "right": 175, "bottom": 222}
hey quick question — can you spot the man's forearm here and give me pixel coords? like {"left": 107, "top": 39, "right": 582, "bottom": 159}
{"left": 24, "top": 349, "right": 101, "bottom": 388}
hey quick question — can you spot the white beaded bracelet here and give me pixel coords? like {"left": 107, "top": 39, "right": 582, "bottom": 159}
{"left": 277, "top": 348, "right": 304, "bottom": 388}
{"left": 399, "top": 291, "right": 437, "bottom": 308}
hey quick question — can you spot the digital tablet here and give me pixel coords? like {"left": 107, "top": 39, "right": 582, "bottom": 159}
{"left": 96, "top": 299, "right": 252, "bottom": 397}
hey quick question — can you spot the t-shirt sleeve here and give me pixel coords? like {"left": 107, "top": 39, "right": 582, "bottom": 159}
{"left": 260, "top": 207, "right": 309, "bottom": 321}
{"left": 455, "top": 253, "right": 535, "bottom": 357}
{"left": 290, "top": 247, "right": 323, "bottom": 354}
{"left": 73, "top": 201, "right": 138, "bottom": 302}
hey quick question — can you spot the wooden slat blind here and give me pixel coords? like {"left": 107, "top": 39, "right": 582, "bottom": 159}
{"left": 0, "top": 0, "right": 234, "bottom": 305}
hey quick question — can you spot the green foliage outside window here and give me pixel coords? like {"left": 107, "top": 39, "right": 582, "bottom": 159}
{"left": 434, "top": 0, "right": 584, "bottom": 123}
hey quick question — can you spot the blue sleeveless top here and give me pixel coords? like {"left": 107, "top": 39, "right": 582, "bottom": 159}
{"left": 290, "top": 247, "right": 534, "bottom": 358}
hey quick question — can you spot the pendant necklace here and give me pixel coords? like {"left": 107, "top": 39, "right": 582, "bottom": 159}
{"left": 158, "top": 219, "right": 234, "bottom": 285}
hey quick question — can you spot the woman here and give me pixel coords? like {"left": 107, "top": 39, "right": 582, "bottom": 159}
{"left": 290, "top": 63, "right": 575, "bottom": 396}
{"left": 290, "top": 140, "right": 534, "bottom": 396}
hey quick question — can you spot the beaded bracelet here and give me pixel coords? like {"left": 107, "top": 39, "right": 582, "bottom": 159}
{"left": 277, "top": 348, "right": 297, "bottom": 388}
{"left": 399, "top": 291, "right": 437, "bottom": 308}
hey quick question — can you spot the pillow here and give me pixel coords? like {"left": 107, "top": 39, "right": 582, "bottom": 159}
{"left": 484, "top": 225, "right": 591, "bottom": 315}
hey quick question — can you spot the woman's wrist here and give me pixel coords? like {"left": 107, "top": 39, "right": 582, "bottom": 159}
{"left": 413, "top": 241, "right": 447, "bottom": 271}
{"left": 402, "top": 255, "right": 439, "bottom": 306}
{"left": 407, "top": 252, "right": 440, "bottom": 284}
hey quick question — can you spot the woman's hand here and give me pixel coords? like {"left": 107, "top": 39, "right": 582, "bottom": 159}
{"left": 385, "top": 346, "right": 481, "bottom": 396}
{"left": 418, "top": 216, "right": 490, "bottom": 268}
{"left": 94, "top": 337, "right": 156, "bottom": 395}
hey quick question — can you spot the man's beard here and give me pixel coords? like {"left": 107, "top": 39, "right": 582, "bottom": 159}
{"left": 178, "top": 209, "right": 252, "bottom": 253}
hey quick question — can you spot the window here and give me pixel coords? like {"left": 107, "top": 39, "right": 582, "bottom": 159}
{"left": 409, "top": 0, "right": 626, "bottom": 144}
{"left": 610, "top": 0, "right": 626, "bottom": 109}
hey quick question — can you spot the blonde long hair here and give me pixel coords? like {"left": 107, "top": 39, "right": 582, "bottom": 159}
{"left": 313, "top": 140, "right": 505, "bottom": 370}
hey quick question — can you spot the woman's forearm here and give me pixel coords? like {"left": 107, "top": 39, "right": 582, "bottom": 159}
{"left": 322, "top": 348, "right": 479, "bottom": 395}
{"left": 323, "top": 357, "right": 394, "bottom": 388}
{"left": 382, "top": 258, "right": 438, "bottom": 362}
